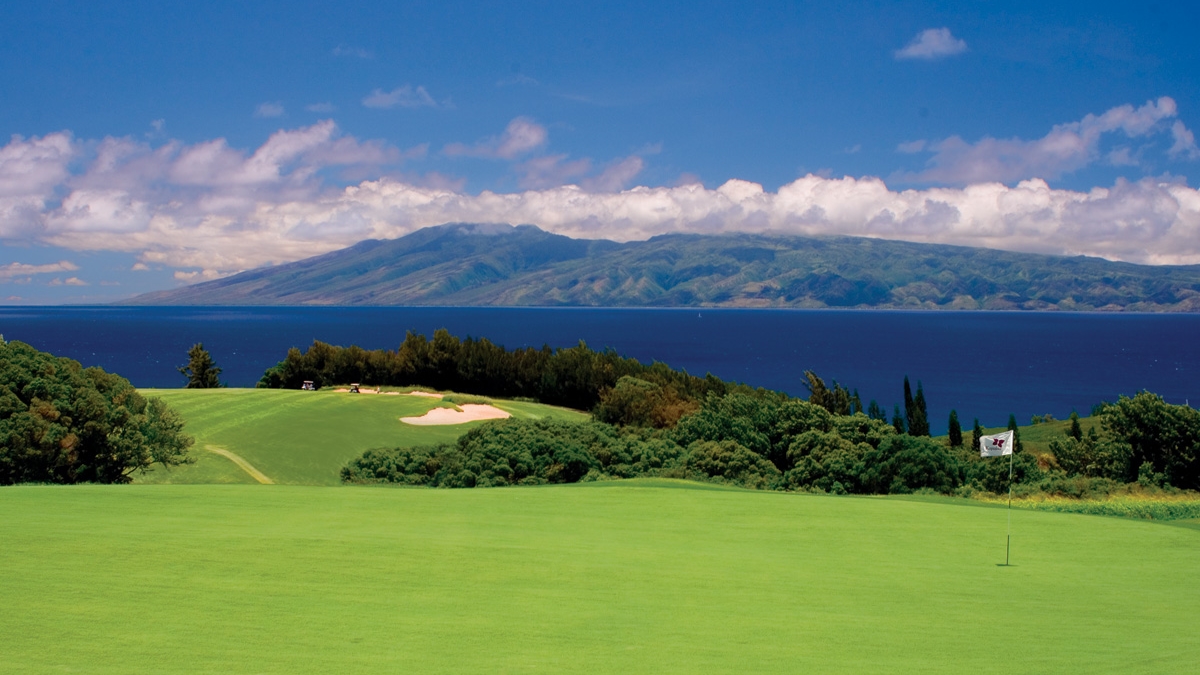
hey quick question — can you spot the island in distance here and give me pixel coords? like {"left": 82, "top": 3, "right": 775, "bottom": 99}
{"left": 123, "top": 222, "right": 1200, "bottom": 311}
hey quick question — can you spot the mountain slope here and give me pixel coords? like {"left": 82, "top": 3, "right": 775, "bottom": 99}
{"left": 123, "top": 223, "right": 1200, "bottom": 311}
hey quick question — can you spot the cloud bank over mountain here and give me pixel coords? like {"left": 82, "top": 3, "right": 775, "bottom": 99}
{"left": 2, "top": 100, "right": 1199, "bottom": 280}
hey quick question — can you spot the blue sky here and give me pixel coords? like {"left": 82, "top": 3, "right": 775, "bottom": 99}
{"left": 2, "top": 0, "right": 1198, "bottom": 303}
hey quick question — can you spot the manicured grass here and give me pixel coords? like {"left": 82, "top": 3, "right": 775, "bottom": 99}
{"left": 136, "top": 388, "right": 588, "bottom": 486}
{"left": 934, "top": 416, "right": 1101, "bottom": 456}
{"left": 2, "top": 482, "right": 1198, "bottom": 674}
{"left": 1009, "top": 416, "right": 1101, "bottom": 455}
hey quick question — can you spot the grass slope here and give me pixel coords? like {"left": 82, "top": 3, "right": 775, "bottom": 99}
{"left": 136, "top": 388, "right": 588, "bottom": 486}
{"left": 2, "top": 482, "right": 1198, "bottom": 674}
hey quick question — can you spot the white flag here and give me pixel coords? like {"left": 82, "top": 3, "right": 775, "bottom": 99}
{"left": 979, "top": 430, "right": 1014, "bottom": 457}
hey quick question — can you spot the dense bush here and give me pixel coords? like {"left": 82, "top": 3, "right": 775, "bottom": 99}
{"left": 0, "top": 338, "right": 194, "bottom": 484}
{"left": 343, "top": 419, "right": 685, "bottom": 488}
{"left": 1048, "top": 392, "right": 1200, "bottom": 491}
{"left": 681, "top": 440, "right": 782, "bottom": 489}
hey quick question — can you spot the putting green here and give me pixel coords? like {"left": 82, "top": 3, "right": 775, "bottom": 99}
{"left": 135, "top": 388, "right": 588, "bottom": 486}
{"left": 2, "top": 482, "right": 1197, "bottom": 674}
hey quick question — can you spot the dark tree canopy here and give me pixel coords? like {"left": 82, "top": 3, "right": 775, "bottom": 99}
{"left": 892, "top": 405, "right": 906, "bottom": 434}
{"left": 1044, "top": 393, "right": 1200, "bottom": 488}
{"left": 903, "top": 376, "right": 915, "bottom": 432}
{"left": 909, "top": 381, "right": 930, "bottom": 437}
{"left": 804, "top": 371, "right": 852, "bottom": 416}
{"left": 179, "top": 343, "right": 222, "bottom": 388}
{"left": 948, "top": 410, "right": 963, "bottom": 447}
{"left": 1, "top": 338, "right": 194, "bottom": 484}
{"left": 1007, "top": 414, "right": 1024, "bottom": 453}
{"left": 258, "top": 329, "right": 737, "bottom": 412}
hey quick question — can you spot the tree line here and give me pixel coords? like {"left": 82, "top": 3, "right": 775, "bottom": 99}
{"left": 258, "top": 329, "right": 741, "bottom": 415}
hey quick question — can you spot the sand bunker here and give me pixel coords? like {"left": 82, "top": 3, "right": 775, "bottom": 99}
{"left": 400, "top": 404, "right": 511, "bottom": 425}
{"left": 404, "top": 391, "right": 444, "bottom": 398}
{"left": 331, "top": 388, "right": 425, "bottom": 396}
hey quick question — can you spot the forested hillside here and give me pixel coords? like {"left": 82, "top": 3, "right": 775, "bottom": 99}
{"left": 125, "top": 223, "right": 1200, "bottom": 311}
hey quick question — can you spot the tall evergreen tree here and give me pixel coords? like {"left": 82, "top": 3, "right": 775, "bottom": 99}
{"left": 903, "top": 376, "right": 915, "bottom": 432}
{"left": 892, "top": 404, "right": 906, "bottom": 434}
{"left": 851, "top": 389, "right": 863, "bottom": 416}
{"left": 803, "top": 370, "right": 831, "bottom": 411}
{"left": 972, "top": 418, "right": 983, "bottom": 453}
{"left": 948, "top": 410, "right": 963, "bottom": 447}
{"left": 867, "top": 400, "right": 885, "bottom": 421}
{"left": 909, "top": 381, "right": 930, "bottom": 436}
{"left": 1069, "top": 411, "right": 1082, "bottom": 441}
{"left": 1007, "top": 413, "right": 1023, "bottom": 453}
{"left": 179, "top": 343, "right": 223, "bottom": 388}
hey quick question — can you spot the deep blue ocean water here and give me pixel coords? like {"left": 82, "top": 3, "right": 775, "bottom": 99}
{"left": 2, "top": 306, "right": 1197, "bottom": 434}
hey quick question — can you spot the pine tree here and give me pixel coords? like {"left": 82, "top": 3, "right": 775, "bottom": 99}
{"left": 1007, "top": 413, "right": 1023, "bottom": 453}
{"left": 851, "top": 389, "right": 863, "bottom": 416}
{"left": 892, "top": 404, "right": 906, "bottom": 434}
{"left": 972, "top": 418, "right": 983, "bottom": 453}
{"left": 909, "top": 381, "right": 930, "bottom": 436}
{"left": 1069, "top": 410, "right": 1082, "bottom": 441}
{"left": 948, "top": 410, "right": 963, "bottom": 447}
{"left": 179, "top": 343, "right": 223, "bottom": 388}
{"left": 903, "top": 376, "right": 915, "bottom": 433}
{"left": 867, "top": 400, "right": 884, "bottom": 421}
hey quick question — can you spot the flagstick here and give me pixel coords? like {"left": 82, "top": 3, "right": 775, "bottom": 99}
{"left": 1006, "top": 449, "right": 1013, "bottom": 566}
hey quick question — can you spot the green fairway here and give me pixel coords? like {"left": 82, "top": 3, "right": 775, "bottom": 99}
{"left": 2, "top": 482, "right": 1198, "bottom": 674}
{"left": 135, "top": 388, "right": 588, "bottom": 486}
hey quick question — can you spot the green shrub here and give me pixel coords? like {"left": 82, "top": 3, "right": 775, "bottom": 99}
{"left": 0, "top": 339, "right": 193, "bottom": 484}
{"left": 682, "top": 440, "right": 782, "bottom": 490}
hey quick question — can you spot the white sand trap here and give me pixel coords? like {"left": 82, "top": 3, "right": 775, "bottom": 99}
{"left": 400, "top": 404, "right": 511, "bottom": 425}
{"left": 404, "top": 390, "right": 444, "bottom": 398}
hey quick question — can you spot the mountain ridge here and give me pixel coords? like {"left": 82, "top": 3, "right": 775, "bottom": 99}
{"left": 122, "top": 223, "right": 1200, "bottom": 311}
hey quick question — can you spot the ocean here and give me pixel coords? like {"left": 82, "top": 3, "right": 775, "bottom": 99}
{"left": 2, "top": 306, "right": 1197, "bottom": 434}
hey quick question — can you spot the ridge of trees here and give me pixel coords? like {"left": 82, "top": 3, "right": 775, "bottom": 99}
{"left": 0, "top": 338, "right": 194, "bottom": 484}
{"left": 258, "top": 329, "right": 744, "bottom": 414}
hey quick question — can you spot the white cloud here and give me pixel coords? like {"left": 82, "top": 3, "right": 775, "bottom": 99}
{"left": 254, "top": 102, "right": 285, "bottom": 118}
{"left": 515, "top": 154, "right": 592, "bottom": 189}
{"left": 897, "top": 140, "right": 926, "bottom": 154}
{"left": 444, "top": 117, "right": 548, "bottom": 159}
{"left": 362, "top": 85, "right": 441, "bottom": 109}
{"left": 306, "top": 102, "right": 336, "bottom": 113}
{"left": 48, "top": 276, "right": 87, "bottom": 286}
{"left": 904, "top": 97, "right": 1196, "bottom": 184}
{"left": 332, "top": 45, "right": 372, "bottom": 59}
{"left": 5, "top": 122, "right": 1200, "bottom": 282}
{"left": 0, "top": 260, "right": 79, "bottom": 280}
{"left": 581, "top": 156, "right": 645, "bottom": 192}
{"left": 173, "top": 269, "right": 223, "bottom": 282}
{"left": 1170, "top": 120, "right": 1200, "bottom": 160}
{"left": 895, "top": 28, "right": 967, "bottom": 60}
